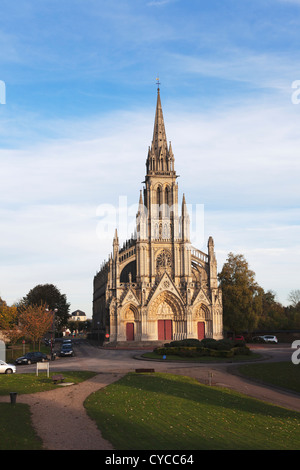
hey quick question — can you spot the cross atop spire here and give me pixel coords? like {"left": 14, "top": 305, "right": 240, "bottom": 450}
{"left": 156, "top": 76, "right": 160, "bottom": 90}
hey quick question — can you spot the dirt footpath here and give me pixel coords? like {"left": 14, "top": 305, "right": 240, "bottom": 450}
{"left": 0, "top": 372, "right": 123, "bottom": 450}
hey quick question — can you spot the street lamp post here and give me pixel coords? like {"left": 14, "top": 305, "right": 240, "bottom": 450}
{"left": 46, "top": 307, "right": 58, "bottom": 359}
{"left": 51, "top": 308, "right": 58, "bottom": 359}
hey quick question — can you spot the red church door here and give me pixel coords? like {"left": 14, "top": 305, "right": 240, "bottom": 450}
{"left": 126, "top": 323, "right": 134, "bottom": 341}
{"left": 158, "top": 320, "right": 173, "bottom": 341}
{"left": 197, "top": 322, "right": 205, "bottom": 340}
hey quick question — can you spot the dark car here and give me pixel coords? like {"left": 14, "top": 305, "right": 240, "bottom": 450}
{"left": 15, "top": 351, "right": 49, "bottom": 365}
{"left": 60, "top": 343, "right": 74, "bottom": 357}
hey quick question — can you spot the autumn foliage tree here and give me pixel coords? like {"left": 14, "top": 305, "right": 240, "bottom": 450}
{"left": 20, "top": 284, "right": 70, "bottom": 332}
{"left": 0, "top": 297, "right": 24, "bottom": 347}
{"left": 0, "top": 297, "right": 18, "bottom": 330}
{"left": 19, "top": 303, "right": 53, "bottom": 350}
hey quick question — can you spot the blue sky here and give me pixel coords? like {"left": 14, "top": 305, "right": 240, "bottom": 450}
{"left": 0, "top": 0, "right": 299, "bottom": 317}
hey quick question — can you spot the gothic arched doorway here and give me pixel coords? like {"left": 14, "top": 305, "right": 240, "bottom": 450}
{"left": 148, "top": 291, "right": 184, "bottom": 341}
{"left": 121, "top": 304, "right": 140, "bottom": 341}
{"left": 192, "top": 303, "right": 212, "bottom": 339}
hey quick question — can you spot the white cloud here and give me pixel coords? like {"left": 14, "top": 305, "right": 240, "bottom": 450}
{"left": 147, "top": 0, "right": 177, "bottom": 6}
{"left": 205, "top": 208, "right": 300, "bottom": 305}
{"left": 169, "top": 52, "right": 300, "bottom": 91}
{"left": 0, "top": 95, "right": 299, "bottom": 313}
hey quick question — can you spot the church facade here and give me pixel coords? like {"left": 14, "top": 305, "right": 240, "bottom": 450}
{"left": 93, "top": 88, "right": 223, "bottom": 344}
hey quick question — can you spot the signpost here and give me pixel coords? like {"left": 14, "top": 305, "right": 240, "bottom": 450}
{"left": 36, "top": 362, "right": 50, "bottom": 378}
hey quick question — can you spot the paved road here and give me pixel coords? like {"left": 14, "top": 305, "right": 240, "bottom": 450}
{"left": 17, "top": 340, "right": 300, "bottom": 412}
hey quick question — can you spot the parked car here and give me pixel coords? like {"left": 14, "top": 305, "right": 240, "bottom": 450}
{"left": 252, "top": 336, "right": 266, "bottom": 343}
{"left": 15, "top": 351, "right": 49, "bottom": 365}
{"left": 60, "top": 343, "right": 74, "bottom": 357}
{"left": 0, "top": 360, "right": 16, "bottom": 374}
{"left": 234, "top": 335, "right": 245, "bottom": 342}
{"left": 228, "top": 335, "right": 245, "bottom": 342}
{"left": 260, "top": 335, "right": 278, "bottom": 343}
{"left": 252, "top": 335, "right": 278, "bottom": 344}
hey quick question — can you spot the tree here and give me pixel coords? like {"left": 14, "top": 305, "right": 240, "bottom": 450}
{"left": 258, "top": 290, "right": 286, "bottom": 330}
{"left": 288, "top": 290, "right": 300, "bottom": 308}
{"left": 218, "top": 253, "right": 264, "bottom": 333}
{"left": 21, "top": 284, "right": 70, "bottom": 332}
{"left": 0, "top": 298, "right": 22, "bottom": 349}
{"left": 18, "top": 303, "right": 53, "bottom": 350}
{"left": 0, "top": 298, "right": 18, "bottom": 330}
{"left": 286, "top": 290, "right": 300, "bottom": 329}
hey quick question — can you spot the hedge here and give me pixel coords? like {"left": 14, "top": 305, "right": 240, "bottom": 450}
{"left": 154, "top": 346, "right": 234, "bottom": 358}
{"left": 163, "top": 338, "right": 245, "bottom": 350}
{"left": 154, "top": 343, "right": 251, "bottom": 358}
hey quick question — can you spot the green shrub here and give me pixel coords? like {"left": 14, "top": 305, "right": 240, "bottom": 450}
{"left": 154, "top": 346, "right": 235, "bottom": 358}
{"left": 209, "top": 349, "right": 234, "bottom": 358}
{"left": 199, "top": 338, "right": 236, "bottom": 350}
{"left": 178, "top": 348, "right": 200, "bottom": 357}
{"left": 164, "top": 339, "right": 201, "bottom": 348}
{"left": 199, "top": 338, "right": 218, "bottom": 349}
{"left": 154, "top": 339, "right": 252, "bottom": 359}
{"left": 232, "top": 346, "right": 251, "bottom": 356}
{"left": 214, "top": 339, "right": 235, "bottom": 350}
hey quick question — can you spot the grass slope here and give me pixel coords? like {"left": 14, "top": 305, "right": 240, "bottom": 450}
{"left": 85, "top": 372, "right": 300, "bottom": 450}
{"left": 238, "top": 362, "right": 300, "bottom": 394}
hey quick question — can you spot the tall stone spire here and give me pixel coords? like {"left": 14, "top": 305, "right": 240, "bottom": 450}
{"left": 146, "top": 86, "right": 176, "bottom": 175}
{"left": 152, "top": 87, "right": 168, "bottom": 158}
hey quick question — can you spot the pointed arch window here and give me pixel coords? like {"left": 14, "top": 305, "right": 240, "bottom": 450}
{"left": 165, "top": 186, "right": 169, "bottom": 205}
{"left": 157, "top": 186, "right": 161, "bottom": 206}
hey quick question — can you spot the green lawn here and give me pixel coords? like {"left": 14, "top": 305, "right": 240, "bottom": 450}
{"left": 84, "top": 372, "right": 300, "bottom": 450}
{"left": 238, "top": 362, "right": 300, "bottom": 394}
{"left": 0, "top": 403, "right": 43, "bottom": 450}
{"left": 0, "top": 371, "right": 97, "bottom": 395}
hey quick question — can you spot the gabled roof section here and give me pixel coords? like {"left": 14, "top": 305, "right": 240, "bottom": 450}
{"left": 149, "top": 271, "right": 183, "bottom": 304}
{"left": 191, "top": 288, "right": 211, "bottom": 307}
{"left": 121, "top": 287, "right": 140, "bottom": 307}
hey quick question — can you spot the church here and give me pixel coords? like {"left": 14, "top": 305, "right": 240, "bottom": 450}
{"left": 92, "top": 87, "right": 223, "bottom": 345}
